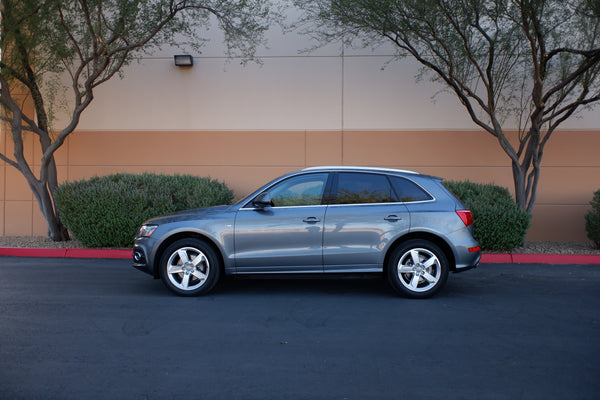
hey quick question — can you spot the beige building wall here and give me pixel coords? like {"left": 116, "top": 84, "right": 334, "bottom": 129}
{"left": 1, "top": 21, "right": 599, "bottom": 241}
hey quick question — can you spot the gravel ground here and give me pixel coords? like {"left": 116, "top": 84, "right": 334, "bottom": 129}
{"left": 506, "top": 241, "right": 599, "bottom": 255}
{"left": 0, "top": 236, "right": 86, "bottom": 249}
{"left": 0, "top": 236, "right": 598, "bottom": 254}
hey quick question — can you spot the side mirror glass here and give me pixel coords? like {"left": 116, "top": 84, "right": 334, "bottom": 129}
{"left": 253, "top": 192, "right": 273, "bottom": 208}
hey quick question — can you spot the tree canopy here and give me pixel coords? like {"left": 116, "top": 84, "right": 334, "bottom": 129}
{"left": 0, "top": 0, "right": 276, "bottom": 240}
{"left": 295, "top": 0, "right": 600, "bottom": 211}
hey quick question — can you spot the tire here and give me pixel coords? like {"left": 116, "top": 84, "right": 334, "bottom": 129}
{"left": 387, "top": 239, "right": 449, "bottom": 298}
{"left": 159, "top": 238, "right": 221, "bottom": 296}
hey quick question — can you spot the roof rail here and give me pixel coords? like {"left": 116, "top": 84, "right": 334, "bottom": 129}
{"left": 302, "top": 166, "right": 418, "bottom": 174}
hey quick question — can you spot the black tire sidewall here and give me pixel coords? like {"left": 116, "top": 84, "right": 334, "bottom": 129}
{"left": 387, "top": 239, "right": 449, "bottom": 298}
{"left": 159, "top": 238, "right": 221, "bottom": 296}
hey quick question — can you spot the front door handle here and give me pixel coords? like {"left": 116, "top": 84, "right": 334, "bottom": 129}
{"left": 384, "top": 215, "right": 402, "bottom": 221}
{"left": 303, "top": 217, "right": 321, "bottom": 223}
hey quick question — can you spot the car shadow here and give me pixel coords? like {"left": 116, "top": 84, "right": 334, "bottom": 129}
{"left": 127, "top": 271, "right": 477, "bottom": 300}
{"left": 213, "top": 275, "right": 399, "bottom": 298}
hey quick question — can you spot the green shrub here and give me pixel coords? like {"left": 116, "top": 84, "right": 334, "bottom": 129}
{"left": 585, "top": 189, "right": 600, "bottom": 249}
{"left": 443, "top": 180, "right": 531, "bottom": 251}
{"left": 55, "top": 173, "right": 233, "bottom": 248}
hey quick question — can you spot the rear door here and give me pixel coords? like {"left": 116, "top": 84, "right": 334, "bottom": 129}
{"left": 323, "top": 172, "right": 410, "bottom": 272}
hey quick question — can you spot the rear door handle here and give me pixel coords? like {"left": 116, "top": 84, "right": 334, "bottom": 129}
{"left": 303, "top": 217, "right": 321, "bottom": 223}
{"left": 384, "top": 215, "right": 402, "bottom": 221}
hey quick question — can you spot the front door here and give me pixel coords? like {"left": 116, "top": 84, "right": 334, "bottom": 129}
{"left": 234, "top": 173, "right": 329, "bottom": 273}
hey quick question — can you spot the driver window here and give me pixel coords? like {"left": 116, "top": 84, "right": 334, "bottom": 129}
{"left": 267, "top": 173, "right": 328, "bottom": 207}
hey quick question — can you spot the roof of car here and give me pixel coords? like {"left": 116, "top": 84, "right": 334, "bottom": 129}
{"left": 302, "top": 166, "right": 418, "bottom": 175}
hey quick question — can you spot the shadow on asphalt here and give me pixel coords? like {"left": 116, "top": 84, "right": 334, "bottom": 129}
{"left": 142, "top": 274, "right": 483, "bottom": 300}
{"left": 131, "top": 265, "right": 500, "bottom": 299}
{"left": 214, "top": 275, "right": 396, "bottom": 297}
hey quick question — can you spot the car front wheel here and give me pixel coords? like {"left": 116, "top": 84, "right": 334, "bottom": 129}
{"left": 387, "top": 239, "right": 449, "bottom": 298}
{"left": 159, "top": 238, "right": 221, "bottom": 296}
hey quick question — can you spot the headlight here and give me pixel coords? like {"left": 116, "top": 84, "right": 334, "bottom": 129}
{"left": 136, "top": 224, "right": 158, "bottom": 238}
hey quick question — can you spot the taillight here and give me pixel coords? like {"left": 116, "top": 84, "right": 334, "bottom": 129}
{"left": 456, "top": 210, "right": 474, "bottom": 227}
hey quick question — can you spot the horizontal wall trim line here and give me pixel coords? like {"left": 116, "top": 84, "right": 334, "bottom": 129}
{"left": 30, "top": 164, "right": 600, "bottom": 169}
{"left": 68, "top": 128, "right": 600, "bottom": 133}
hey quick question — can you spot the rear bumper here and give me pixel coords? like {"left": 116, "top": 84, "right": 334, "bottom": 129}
{"left": 447, "top": 227, "right": 481, "bottom": 272}
{"left": 453, "top": 262, "right": 478, "bottom": 273}
{"left": 454, "top": 249, "right": 480, "bottom": 273}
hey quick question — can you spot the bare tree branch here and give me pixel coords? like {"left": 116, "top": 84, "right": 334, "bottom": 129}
{"left": 294, "top": 0, "right": 600, "bottom": 210}
{"left": 0, "top": 0, "right": 276, "bottom": 240}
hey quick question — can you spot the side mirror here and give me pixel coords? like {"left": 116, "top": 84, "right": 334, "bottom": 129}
{"left": 253, "top": 192, "right": 273, "bottom": 209}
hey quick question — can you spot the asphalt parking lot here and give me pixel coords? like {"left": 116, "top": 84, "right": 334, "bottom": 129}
{"left": 1, "top": 257, "right": 599, "bottom": 400}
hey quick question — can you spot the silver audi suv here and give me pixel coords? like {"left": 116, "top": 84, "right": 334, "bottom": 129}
{"left": 133, "top": 166, "right": 480, "bottom": 298}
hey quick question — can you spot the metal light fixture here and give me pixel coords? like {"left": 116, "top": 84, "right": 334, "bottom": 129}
{"left": 174, "top": 55, "right": 193, "bottom": 67}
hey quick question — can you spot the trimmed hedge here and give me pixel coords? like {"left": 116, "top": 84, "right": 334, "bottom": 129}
{"left": 54, "top": 173, "right": 233, "bottom": 248}
{"left": 585, "top": 189, "right": 600, "bottom": 248}
{"left": 443, "top": 180, "right": 531, "bottom": 251}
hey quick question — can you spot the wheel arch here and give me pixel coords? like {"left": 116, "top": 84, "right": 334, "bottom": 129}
{"left": 384, "top": 232, "right": 456, "bottom": 273}
{"left": 152, "top": 232, "right": 225, "bottom": 279}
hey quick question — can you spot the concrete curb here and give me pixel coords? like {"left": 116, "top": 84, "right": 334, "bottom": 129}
{"left": 0, "top": 247, "right": 599, "bottom": 264}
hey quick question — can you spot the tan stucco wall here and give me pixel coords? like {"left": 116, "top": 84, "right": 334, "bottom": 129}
{"left": 1, "top": 128, "right": 598, "bottom": 241}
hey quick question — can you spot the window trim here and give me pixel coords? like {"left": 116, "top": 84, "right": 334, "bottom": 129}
{"left": 239, "top": 171, "right": 436, "bottom": 210}
{"left": 328, "top": 172, "right": 435, "bottom": 206}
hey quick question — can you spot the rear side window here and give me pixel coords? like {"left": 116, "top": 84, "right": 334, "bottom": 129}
{"left": 389, "top": 176, "right": 432, "bottom": 202}
{"left": 333, "top": 173, "right": 396, "bottom": 204}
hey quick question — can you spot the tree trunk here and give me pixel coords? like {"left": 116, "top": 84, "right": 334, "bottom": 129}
{"left": 512, "top": 153, "right": 542, "bottom": 214}
{"left": 512, "top": 161, "right": 528, "bottom": 211}
{"left": 28, "top": 176, "right": 70, "bottom": 242}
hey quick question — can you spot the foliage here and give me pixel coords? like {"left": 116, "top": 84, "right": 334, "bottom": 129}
{"left": 444, "top": 181, "right": 531, "bottom": 251}
{"left": 0, "top": 0, "right": 275, "bottom": 240}
{"left": 54, "top": 173, "right": 233, "bottom": 248}
{"left": 585, "top": 189, "right": 600, "bottom": 248}
{"left": 294, "top": 0, "right": 600, "bottom": 213}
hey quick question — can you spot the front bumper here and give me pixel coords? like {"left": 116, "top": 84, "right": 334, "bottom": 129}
{"left": 132, "top": 244, "right": 154, "bottom": 277}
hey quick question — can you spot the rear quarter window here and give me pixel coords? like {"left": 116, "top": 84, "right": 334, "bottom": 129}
{"left": 389, "top": 176, "right": 433, "bottom": 202}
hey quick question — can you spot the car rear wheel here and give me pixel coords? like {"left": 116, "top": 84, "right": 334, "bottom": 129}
{"left": 159, "top": 238, "right": 221, "bottom": 296}
{"left": 387, "top": 239, "right": 449, "bottom": 298}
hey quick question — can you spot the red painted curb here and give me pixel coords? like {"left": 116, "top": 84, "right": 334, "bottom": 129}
{"left": 480, "top": 253, "right": 600, "bottom": 264}
{"left": 480, "top": 254, "right": 513, "bottom": 263}
{"left": 65, "top": 248, "right": 133, "bottom": 259}
{"left": 510, "top": 253, "right": 600, "bottom": 265}
{"left": 0, "top": 248, "right": 132, "bottom": 259}
{"left": 0, "top": 248, "right": 68, "bottom": 258}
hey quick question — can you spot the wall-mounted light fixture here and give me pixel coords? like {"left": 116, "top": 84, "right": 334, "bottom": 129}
{"left": 174, "top": 55, "right": 194, "bottom": 67}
